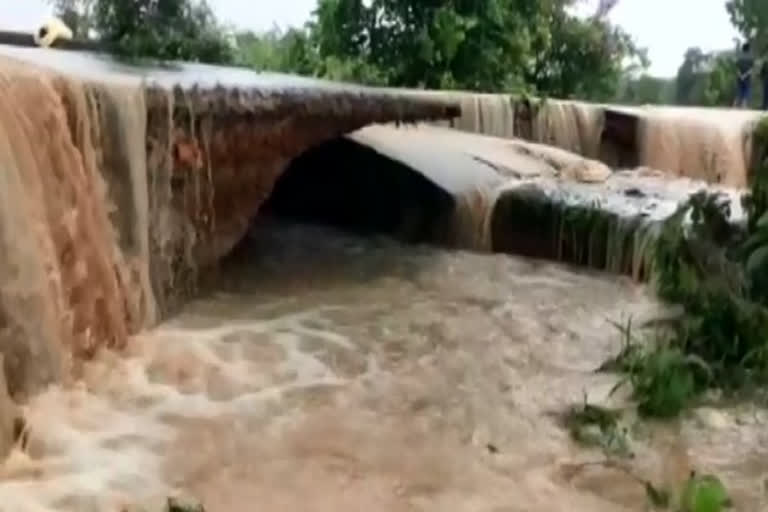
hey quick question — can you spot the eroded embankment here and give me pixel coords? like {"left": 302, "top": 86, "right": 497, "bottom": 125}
{"left": 0, "top": 49, "right": 458, "bottom": 458}
{"left": 410, "top": 90, "right": 761, "bottom": 187}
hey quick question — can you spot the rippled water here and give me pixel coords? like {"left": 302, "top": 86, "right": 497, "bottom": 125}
{"left": 1, "top": 221, "right": 766, "bottom": 512}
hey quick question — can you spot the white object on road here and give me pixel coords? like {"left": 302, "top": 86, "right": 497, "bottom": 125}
{"left": 33, "top": 17, "right": 73, "bottom": 48}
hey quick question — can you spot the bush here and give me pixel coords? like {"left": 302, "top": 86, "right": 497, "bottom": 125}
{"left": 608, "top": 116, "right": 768, "bottom": 417}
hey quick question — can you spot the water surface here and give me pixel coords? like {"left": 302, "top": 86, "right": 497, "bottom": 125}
{"left": 0, "top": 221, "right": 766, "bottom": 512}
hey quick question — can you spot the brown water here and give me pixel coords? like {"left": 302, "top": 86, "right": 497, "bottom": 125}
{"left": 0, "top": 51, "right": 766, "bottom": 511}
{"left": 637, "top": 107, "right": 759, "bottom": 187}
{"left": 416, "top": 91, "right": 761, "bottom": 187}
{"left": 1, "top": 221, "right": 766, "bottom": 512}
{"left": 0, "top": 56, "right": 151, "bottom": 405}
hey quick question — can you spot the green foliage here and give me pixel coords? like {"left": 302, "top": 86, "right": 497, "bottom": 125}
{"left": 526, "top": 8, "right": 648, "bottom": 101}
{"left": 674, "top": 47, "right": 739, "bottom": 107}
{"left": 91, "top": 0, "right": 234, "bottom": 63}
{"left": 702, "top": 55, "right": 738, "bottom": 107}
{"left": 614, "top": 74, "right": 675, "bottom": 105}
{"left": 680, "top": 472, "right": 732, "bottom": 512}
{"left": 235, "top": 28, "right": 317, "bottom": 75}
{"left": 726, "top": 0, "right": 768, "bottom": 52}
{"left": 564, "top": 398, "right": 631, "bottom": 456}
{"left": 47, "top": 0, "right": 95, "bottom": 38}
{"left": 283, "top": 0, "right": 646, "bottom": 98}
{"left": 626, "top": 348, "right": 703, "bottom": 418}
{"left": 603, "top": 117, "right": 768, "bottom": 418}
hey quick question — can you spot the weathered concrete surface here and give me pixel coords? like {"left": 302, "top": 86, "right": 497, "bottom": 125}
{"left": 0, "top": 46, "right": 458, "bottom": 398}
{"left": 343, "top": 124, "right": 745, "bottom": 278}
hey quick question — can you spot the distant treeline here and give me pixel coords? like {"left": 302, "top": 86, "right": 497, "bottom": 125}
{"left": 616, "top": 46, "right": 765, "bottom": 108}
{"left": 46, "top": 0, "right": 767, "bottom": 107}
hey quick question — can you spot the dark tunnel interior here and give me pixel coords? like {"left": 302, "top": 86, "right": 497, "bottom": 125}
{"left": 260, "top": 135, "right": 456, "bottom": 244}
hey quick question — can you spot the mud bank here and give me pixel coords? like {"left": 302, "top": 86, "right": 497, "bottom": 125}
{"left": 0, "top": 45, "right": 457, "bottom": 416}
{"left": 412, "top": 91, "right": 762, "bottom": 187}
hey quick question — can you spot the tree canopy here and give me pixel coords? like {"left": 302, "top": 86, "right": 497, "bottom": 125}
{"left": 45, "top": 0, "right": 768, "bottom": 107}
{"left": 48, "top": 0, "right": 646, "bottom": 99}
{"left": 726, "top": 0, "right": 768, "bottom": 51}
{"left": 50, "top": 0, "right": 235, "bottom": 63}
{"left": 295, "top": 0, "right": 646, "bottom": 99}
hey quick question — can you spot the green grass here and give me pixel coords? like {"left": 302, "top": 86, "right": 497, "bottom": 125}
{"left": 562, "top": 117, "right": 768, "bottom": 511}
{"left": 596, "top": 117, "right": 768, "bottom": 419}
{"left": 563, "top": 397, "right": 632, "bottom": 457}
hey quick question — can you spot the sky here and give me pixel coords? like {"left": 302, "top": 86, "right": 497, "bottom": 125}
{"left": 0, "top": 0, "right": 741, "bottom": 78}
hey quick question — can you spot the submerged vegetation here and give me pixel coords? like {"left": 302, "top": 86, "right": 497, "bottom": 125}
{"left": 563, "top": 397, "right": 732, "bottom": 511}
{"left": 600, "top": 117, "right": 768, "bottom": 419}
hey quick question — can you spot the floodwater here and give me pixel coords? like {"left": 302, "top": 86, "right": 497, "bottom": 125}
{"left": 0, "top": 220, "right": 766, "bottom": 512}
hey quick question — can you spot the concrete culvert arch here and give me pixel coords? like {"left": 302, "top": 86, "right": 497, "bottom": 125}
{"left": 261, "top": 135, "right": 456, "bottom": 245}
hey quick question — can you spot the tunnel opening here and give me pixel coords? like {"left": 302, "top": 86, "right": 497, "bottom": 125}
{"left": 258, "top": 134, "right": 457, "bottom": 244}
{"left": 208, "top": 132, "right": 460, "bottom": 295}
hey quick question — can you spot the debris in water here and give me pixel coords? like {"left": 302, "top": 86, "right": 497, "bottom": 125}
{"left": 166, "top": 496, "right": 206, "bottom": 512}
{"left": 563, "top": 400, "right": 632, "bottom": 458}
{"left": 644, "top": 480, "right": 671, "bottom": 509}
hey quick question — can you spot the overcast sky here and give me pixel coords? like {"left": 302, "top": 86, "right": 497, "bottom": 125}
{"left": 0, "top": 0, "right": 740, "bottom": 77}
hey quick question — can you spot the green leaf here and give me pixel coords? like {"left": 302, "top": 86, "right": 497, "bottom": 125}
{"left": 742, "top": 231, "right": 768, "bottom": 254}
{"left": 680, "top": 473, "right": 731, "bottom": 512}
{"left": 746, "top": 245, "right": 768, "bottom": 275}
{"left": 756, "top": 210, "right": 768, "bottom": 229}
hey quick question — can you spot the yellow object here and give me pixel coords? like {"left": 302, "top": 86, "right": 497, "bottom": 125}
{"left": 33, "top": 17, "right": 74, "bottom": 48}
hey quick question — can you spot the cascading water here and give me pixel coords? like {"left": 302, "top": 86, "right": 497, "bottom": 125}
{"left": 0, "top": 50, "right": 765, "bottom": 512}
{"left": 418, "top": 90, "right": 762, "bottom": 187}
{"left": 0, "top": 57, "right": 150, "bottom": 404}
{"left": 637, "top": 107, "right": 758, "bottom": 187}
{"left": 529, "top": 100, "right": 604, "bottom": 160}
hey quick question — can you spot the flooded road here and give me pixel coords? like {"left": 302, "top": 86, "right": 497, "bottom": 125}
{"left": 0, "top": 220, "right": 766, "bottom": 511}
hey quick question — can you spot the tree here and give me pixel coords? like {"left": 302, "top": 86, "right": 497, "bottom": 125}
{"left": 236, "top": 27, "right": 318, "bottom": 76}
{"left": 526, "top": 6, "right": 647, "bottom": 101}
{"left": 89, "top": 0, "right": 234, "bottom": 63}
{"left": 305, "top": 0, "right": 645, "bottom": 98}
{"left": 701, "top": 53, "right": 737, "bottom": 107}
{"left": 615, "top": 74, "right": 674, "bottom": 105}
{"left": 675, "top": 47, "right": 710, "bottom": 105}
{"left": 726, "top": 0, "right": 768, "bottom": 52}
{"left": 47, "top": 0, "right": 95, "bottom": 39}
{"left": 673, "top": 47, "right": 739, "bottom": 107}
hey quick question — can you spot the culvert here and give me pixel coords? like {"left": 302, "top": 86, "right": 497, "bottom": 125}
{"left": 261, "top": 136, "right": 456, "bottom": 245}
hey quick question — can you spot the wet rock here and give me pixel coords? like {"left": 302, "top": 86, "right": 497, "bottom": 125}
{"left": 490, "top": 170, "right": 745, "bottom": 278}
{"left": 561, "top": 159, "right": 612, "bottom": 183}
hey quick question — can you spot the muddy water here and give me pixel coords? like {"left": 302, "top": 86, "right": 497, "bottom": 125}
{"left": 1, "top": 220, "right": 767, "bottom": 512}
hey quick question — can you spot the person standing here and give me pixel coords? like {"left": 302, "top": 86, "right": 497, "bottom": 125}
{"left": 735, "top": 42, "right": 754, "bottom": 108}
